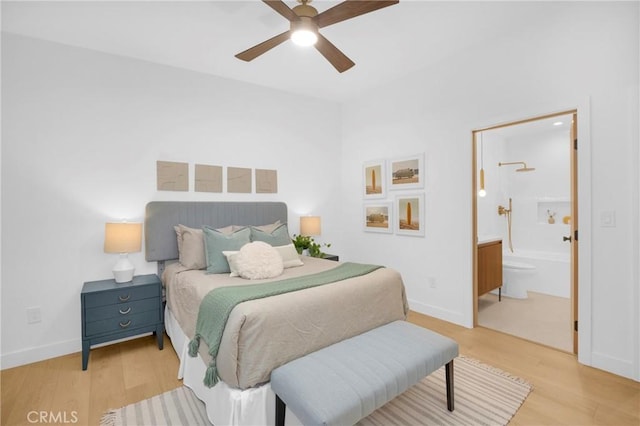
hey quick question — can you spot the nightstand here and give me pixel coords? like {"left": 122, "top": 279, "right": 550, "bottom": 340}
{"left": 322, "top": 253, "right": 339, "bottom": 262}
{"left": 81, "top": 274, "right": 163, "bottom": 370}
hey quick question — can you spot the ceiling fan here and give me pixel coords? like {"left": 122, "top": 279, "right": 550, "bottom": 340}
{"left": 235, "top": 0, "right": 399, "bottom": 73}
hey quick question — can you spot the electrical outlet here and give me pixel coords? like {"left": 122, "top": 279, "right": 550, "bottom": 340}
{"left": 600, "top": 210, "right": 616, "bottom": 227}
{"left": 428, "top": 277, "right": 437, "bottom": 289}
{"left": 27, "top": 306, "right": 42, "bottom": 324}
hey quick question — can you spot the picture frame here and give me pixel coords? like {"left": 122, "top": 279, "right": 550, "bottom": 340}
{"left": 363, "top": 202, "right": 393, "bottom": 233}
{"left": 395, "top": 193, "right": 425, "bottom": 236}
{"left": 388, "top": 153, "right": 425, "bottom": 190}
{"left": 363, "top": 160, "right": 386, "bottom": 199}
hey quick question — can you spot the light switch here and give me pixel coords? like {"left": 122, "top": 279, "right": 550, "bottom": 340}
{"left": 600, "top": 210, "right": 616, "bottom": 227}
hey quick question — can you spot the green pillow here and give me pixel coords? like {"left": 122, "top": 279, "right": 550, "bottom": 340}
{"left": 203, "top": 226, "right": 251, "bottom": 274}
{"left": 250, "top": 223, "right": 291, "bottom": 247}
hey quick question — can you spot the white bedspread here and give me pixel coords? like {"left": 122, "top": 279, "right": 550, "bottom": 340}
{"left": 163, "top": 257, "right": 408, "bottom": 389}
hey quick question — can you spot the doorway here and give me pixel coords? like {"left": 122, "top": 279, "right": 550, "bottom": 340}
{"left": 472, "top": 111, "right": 578, "bottom": 354}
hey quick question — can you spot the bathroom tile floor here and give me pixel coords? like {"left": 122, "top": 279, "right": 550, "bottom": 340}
{"left": 478, "top": 291, "right": 572, "bottom": 352}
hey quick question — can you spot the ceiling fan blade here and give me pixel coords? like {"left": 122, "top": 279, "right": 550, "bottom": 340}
{"left": 263, "top": 0, "right": 299, "bottom": 22}
{"left": 314, "top": 33, "right": 355, "bottom": 73}
{"left": 235, "top": 31, "right": 291, "bottom": 62}
{"left": 314, "top": 0, "right": 399, "bottom": 29}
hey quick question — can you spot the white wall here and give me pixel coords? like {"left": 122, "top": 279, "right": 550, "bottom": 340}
{"left": 2, "top": 2, "right": 639, "bottom": 383}
{"left": 1, "top": 34, "right": 342, "bottom": 368}
{"left": 341, "top": 2, "right": 639, "bottom": 380}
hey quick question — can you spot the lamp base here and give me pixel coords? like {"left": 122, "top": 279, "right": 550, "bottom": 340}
{"left": 113, "top": 253, "right": 135, "bottom": 283}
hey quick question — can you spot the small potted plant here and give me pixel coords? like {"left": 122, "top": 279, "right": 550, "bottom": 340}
{"left": 292, "top": 234, "right": 331, "bottom": 258}
{"left": 292, "top": 234, "right": 313, "bottom": 255}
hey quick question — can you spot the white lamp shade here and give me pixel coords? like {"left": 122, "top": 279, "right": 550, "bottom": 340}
{"left": 104, "top": 222, "right": 142, "bottom": 253}
{"left": 104, "top": 222, "right": 142, "bottom": 283}
{"left": 291, "top": 29, "right": 318, "bottom": 46}
{"left": 300, "top": 216, "right": 321, "bottom": 236}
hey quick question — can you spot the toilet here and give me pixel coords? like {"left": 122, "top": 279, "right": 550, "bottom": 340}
{"left": 502, "top": 260, "right": 537, "bottom": 299}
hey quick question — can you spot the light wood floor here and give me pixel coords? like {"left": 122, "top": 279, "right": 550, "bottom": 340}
{"left": 2, "top": 313, "right": 639, "bottom": 425}
{"left": 478, "top": 291, "right": 572, "bottom": 352}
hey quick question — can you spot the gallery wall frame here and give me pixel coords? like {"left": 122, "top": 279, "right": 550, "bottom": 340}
{"left": 395, "top": 193, "right": 425, "bottom": 236}
{"left": 195, "top": 164, "right": 223, "bottom": 193}
{"left": 363, "top": 202, "right": 393, "bottom": 233}
{"left": 388, "top": 153, "right": 425, "bottom": 191}
{"left": 157, "top": 160, "right": 189, "bottom": 191}
{"left": 227, "top": 167, "right": 252, "bottom": 193}
{"left": 255, "top": 168, "right": 278, "bottom": 193}
{"left": 363, "top": 160, "right": 386, "bottom": 199}
{"left": 157, "top": 161, "right": 279, "bottom": 194}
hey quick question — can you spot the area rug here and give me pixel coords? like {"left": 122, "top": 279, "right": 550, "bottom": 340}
{"left": 101, "top": 356, "right": 532, "bottom": 426}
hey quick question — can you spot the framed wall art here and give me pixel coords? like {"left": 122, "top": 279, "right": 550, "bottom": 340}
{"left": 388, "top": 153, "right": 424, "bottom": 190}
{"left": 363, "top": 160, "right": 386, "bottom": 199}
{"left": 256, "top": 168, "right": 278, "bottom": 193}
{"left": 157, "top": 160, "right": 188, "bottom": 191}
{"left": 227, "top": 167, "right": 252, "bottom": 193}
{"left": 194, "top": 164, "right": 223, "bottom": 193}
{"left": 363, "top": 202, "right": 393, "bottom": 233}
{"left": 395, "top": 193, "right": 425, "bottom": 236}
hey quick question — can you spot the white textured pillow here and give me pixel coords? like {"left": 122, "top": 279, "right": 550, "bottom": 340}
{"left": 274, "top": 244, "right": 304, "bottom": 269}
{"left": 232, "top": 241, "right": 284, "bottom": 280}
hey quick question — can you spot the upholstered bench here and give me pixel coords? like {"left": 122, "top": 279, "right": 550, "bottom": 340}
{"left": 270, "top": 320, "right": 459, "bottom": 426}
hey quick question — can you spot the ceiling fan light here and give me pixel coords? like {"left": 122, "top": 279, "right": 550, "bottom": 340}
{"left": 291, "top": 29, "right": 318, "bottom": 46}
{"left": 290, "top": 18, "right": 318, "bottom": 47}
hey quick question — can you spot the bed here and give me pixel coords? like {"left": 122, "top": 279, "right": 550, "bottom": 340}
{"left": 145, "top": 201, "right": 408, "bottom": 425}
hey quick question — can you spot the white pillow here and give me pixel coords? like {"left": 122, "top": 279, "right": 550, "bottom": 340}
{"left": 222, "top": 250, "right": 241, "bottom": 277}
{"left": 274, "top": 244, "right": 304, "bottom": 269}
{"left": 224, "top": 241, "right": 284, "bottom": 280}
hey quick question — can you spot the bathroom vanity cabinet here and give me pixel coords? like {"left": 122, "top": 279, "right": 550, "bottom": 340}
{"left": 478, "top": 239, "right": 503, "bottom": 299}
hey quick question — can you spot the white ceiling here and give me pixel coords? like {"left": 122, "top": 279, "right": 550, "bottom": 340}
{"left": 2, "top": 1, "right": 550, "bottom": 102}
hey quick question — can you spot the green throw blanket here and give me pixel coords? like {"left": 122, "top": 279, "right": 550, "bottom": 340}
{"left": 188, "top": 262, "right": 383, "bottom": 387}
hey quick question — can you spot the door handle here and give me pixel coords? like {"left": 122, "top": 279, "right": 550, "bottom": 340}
{"left": 563, "top": 235, "right": 572, "bottom": 242}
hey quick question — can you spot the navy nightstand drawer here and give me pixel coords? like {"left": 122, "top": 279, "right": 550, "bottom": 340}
{"left": 83, "top": 284, "right": 158, "bottom": 308}
{"left": 85, "top": 309, "right": 160, "bottom": 336}
{"left": 81, "top": 274, "right": 163, "bottom": 370}
{"left": 86, "top": 298, "right": 159, "bottom": 322}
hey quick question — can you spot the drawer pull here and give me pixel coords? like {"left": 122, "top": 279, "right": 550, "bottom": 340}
{"left": 119, "top": 320, "right": 132, "bottom": 328}
{"left": 119, "top": 307, "right": 132, "bottom": 315}
{"left": 118, "top": 294, "right": 131, "bottom": 302}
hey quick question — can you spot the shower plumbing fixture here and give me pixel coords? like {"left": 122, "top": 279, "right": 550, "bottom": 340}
{"left": 498, "top": 198, "right": 514, "bottom": 252}
{"left": 498, "top": 161, "right": 536, "bottom": 172}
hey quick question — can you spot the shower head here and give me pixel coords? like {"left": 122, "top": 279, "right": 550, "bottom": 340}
{"left": 498, "top": 161, "right": 536, "bottom": 172}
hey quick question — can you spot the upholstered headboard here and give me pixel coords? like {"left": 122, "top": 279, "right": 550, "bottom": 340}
{"left": 144, "top": 201, "right": 288, "bottom": 265}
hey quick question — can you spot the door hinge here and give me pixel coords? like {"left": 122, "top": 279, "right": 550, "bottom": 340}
{"left": 574, "top": 320, "right": 578, "bottom": 332}
{"left": 574, "top": 138, "right": 578, "bottom": 150}
{"left": 574, "top": 230, "right": 578, "bottom": 241}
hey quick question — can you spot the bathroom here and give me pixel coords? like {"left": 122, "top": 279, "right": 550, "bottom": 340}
{"left": 476, "top": 113, "right": 574, "bottom": 352}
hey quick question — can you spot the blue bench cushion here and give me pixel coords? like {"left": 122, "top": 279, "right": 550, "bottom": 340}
{"left": 270, "top": 320, "right": 459, "bottom": 426}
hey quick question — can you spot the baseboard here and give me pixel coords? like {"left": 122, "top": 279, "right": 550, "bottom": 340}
{"left": 1, "top": 332, "right": 153, "bottom": 370}
{"left": 591, "top": 351, "right": 637, "bottom": 381}
{"left": 1, "top": 338, "right": 80, "bottom": 370}
{"left": 408, "top": 299, "right": 467, "bottom": 327}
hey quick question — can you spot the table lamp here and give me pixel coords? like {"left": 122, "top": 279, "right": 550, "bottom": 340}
{"left": 104, "top": 222, "right": 142, "bottom": 283}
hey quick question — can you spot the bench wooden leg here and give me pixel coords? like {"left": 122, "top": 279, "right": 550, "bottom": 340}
{"left": 275, "top": 394, "right": 286, "bottom": 426}
{"left": 445, "top": 360, "right": 454, "bottom": 411}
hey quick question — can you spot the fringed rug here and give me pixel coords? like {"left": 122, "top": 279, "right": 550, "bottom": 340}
{"left": 101, "top": 356, "right": 532, "bottom": 426}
